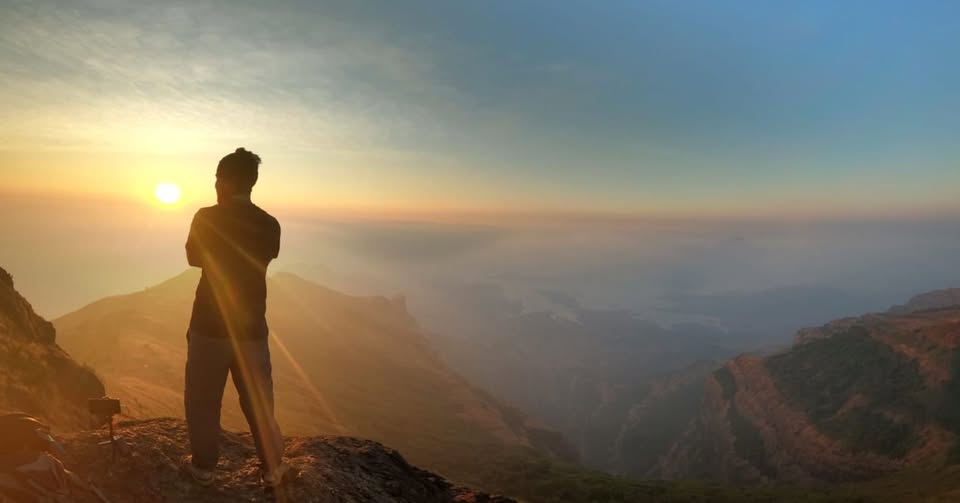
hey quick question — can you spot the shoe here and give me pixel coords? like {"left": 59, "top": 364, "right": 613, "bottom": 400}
{"left": 261, "top": 461, "right": 296, "bottom": 488}
{"left": 182, "top": 456, "right": 215, "bottom": 487}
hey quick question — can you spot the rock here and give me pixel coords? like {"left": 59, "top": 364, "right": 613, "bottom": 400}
{"left": 0, "top": 265, "right": 104, "bottom": 430}
{"left": 0, "top": 267, "right": 12, "bottom": 289}
{"left": 59, "top": 418, "right": 516, "bottom": 503}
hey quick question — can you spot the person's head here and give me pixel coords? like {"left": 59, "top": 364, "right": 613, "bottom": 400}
{"left": 215, "top": 147, "right": 261, "bottom": 203}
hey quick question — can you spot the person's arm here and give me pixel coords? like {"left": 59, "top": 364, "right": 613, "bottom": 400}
{"left": 268, "top": 218, "right": 281, "bottom": 262}
{"left": 185, "top": 210, "right": 204, "bottom": 268}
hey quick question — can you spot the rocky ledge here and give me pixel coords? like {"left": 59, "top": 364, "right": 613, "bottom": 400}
{"left": 59, "top": 418, "right": 515, "bottom": 503}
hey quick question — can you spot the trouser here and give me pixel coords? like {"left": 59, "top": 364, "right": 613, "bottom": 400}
{"left": 184, "top": 331, "right": 284, "bottom": 472}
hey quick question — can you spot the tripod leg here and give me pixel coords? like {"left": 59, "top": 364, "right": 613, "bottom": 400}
{"left": 109, "top": 418, "right": 117, "bottom": 463}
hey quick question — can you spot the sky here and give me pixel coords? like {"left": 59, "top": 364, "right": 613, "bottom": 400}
{"left": 2, "top": 0, "right": 960, "bottom": 322}
{"left": 2, "top": 0, "right": 958, "bottom": 218}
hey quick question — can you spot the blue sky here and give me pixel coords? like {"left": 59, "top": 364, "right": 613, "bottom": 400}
{"left": 1, "top": 0, "right": 958, "bottom": 217}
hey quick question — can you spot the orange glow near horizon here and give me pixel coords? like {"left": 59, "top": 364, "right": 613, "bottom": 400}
{"left": 1, "top": 147, "right": 959, "bottom": 226}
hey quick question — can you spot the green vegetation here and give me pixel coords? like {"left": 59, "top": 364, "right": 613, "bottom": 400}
{"left": 714, "top": 364, "right": 778, "bottom": 476}
{"left": 838, "top": 464, "right": 960, "bottom": 503}
{"left": 937, "top": 349, "right": 960, "bottom": 461}
{"left": 714, "top": 366, "right": 737, "bottom": 400}
{"left": 467, "top": 449, "right": 861, "bottom": 503}
{"left": 820, "top": 408, "right": 913, "bottom": 458}
{"left": 728, "top": 402, "right": 777, "bottom": 478}
{"left": 765, "top": 326, "right": 923, "bottom": 457}
{"left": 470, "top": 451, "right": 960, "bottom": 503}
{"left": 938, "top": 350, "right": 960, "bottom": 429}
{"left": 618, "top": 379, "right": 706, "bottom": 476}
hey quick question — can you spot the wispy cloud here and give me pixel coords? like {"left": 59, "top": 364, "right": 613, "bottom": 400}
{"left": 1, "top": 0, "right": 958, "bottom": 216}
{"left": 0, "top": 0, "right": 454, "bottom": 154}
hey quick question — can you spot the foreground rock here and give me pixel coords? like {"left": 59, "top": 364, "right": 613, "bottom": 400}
{"left": 59, "top": 418, "right": 515, "bottom": 503}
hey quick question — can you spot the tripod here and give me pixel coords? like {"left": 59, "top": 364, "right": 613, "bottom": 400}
{"left": 88, "top": 397, "right": 122, "bottom": 463}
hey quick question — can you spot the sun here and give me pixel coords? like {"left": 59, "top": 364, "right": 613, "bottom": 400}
{"left": 154, "top": 182, "right": 182, "bottom": 205}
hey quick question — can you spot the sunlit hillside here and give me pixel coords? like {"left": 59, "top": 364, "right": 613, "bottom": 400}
{"left": 54, "top": 270, "right": 573, "bottom": 485}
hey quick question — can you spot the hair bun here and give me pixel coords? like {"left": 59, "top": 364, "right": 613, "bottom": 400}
{"left": 235, "top": 147, "right": 247, "bottom": 154}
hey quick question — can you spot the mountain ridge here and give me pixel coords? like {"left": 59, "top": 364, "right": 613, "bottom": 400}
{"left": 0, "top": 266, "right": 104, "bottom": 430}
{"left": 656, "top": 294, "right": 960, "bottom": 483}
{"left": 888, "top": 288, "right": 960, "bottom": 315}
{"left": 54, "top": 269, "right": 576, "bottom": 490}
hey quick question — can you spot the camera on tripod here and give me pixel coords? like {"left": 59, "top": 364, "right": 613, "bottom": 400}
{"left": 88, "top": 397, "right": 122, "bottom": 462}
{"left": 88, "top": 397, "right": 121, "bottom": 418}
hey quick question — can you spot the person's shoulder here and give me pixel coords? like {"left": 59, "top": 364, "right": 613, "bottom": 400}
{"left": 193, "top": 205, "right": 218, "bottom": 220}
{"left": 252, "top": 205, "right": 280, "bottom": 228}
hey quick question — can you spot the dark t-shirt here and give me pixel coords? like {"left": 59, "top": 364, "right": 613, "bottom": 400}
{"left": 186, "top": 201, "right": 281, "bottom": 340}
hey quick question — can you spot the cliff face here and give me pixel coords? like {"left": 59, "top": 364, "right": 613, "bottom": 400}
{"left": 600, "top": 361, "right": 715, "bottom": 479}
{"left": 0, "top": 266, "right": 105, "bottom": 430}
{"left": 59, "top": 417, "right": 514, "bottom": 503}
{"left": 657, "top": 298, "right": 960, "bottom": 483}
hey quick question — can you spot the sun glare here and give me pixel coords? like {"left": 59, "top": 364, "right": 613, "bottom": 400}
{"left": 154, "top": 182, "right": 182, "bottom": 205}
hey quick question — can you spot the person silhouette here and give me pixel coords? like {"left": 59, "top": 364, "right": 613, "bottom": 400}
{"left": 182, "top": 147, "right": 292, "bottom": 487}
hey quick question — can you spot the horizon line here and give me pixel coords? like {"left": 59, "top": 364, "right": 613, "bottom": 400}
{"left": 2, "top": 187, "right": 958, "bottom": 227}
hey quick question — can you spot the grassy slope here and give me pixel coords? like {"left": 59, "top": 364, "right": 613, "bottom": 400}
{"left": 54, "top": 270, "right": 569, "bottom": 492}
{"left": 479, "top": 452, "right": 960, "bottom": 503}
{"left": 766, "top": 326, "right": 926, "bottom": 459}
{"left": 471, "top": 450, "right": 870, "bottom": 503}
